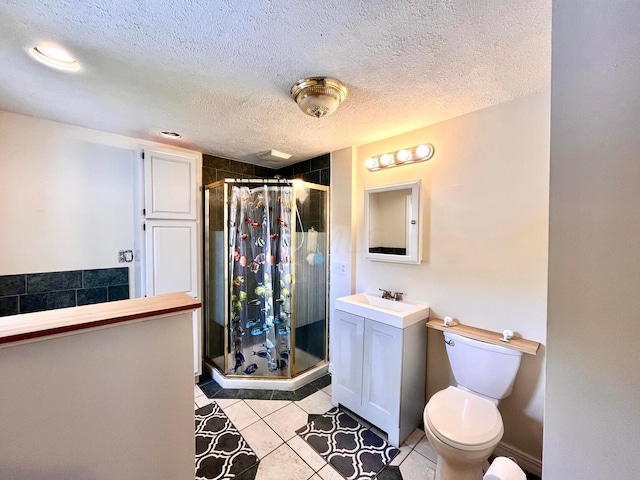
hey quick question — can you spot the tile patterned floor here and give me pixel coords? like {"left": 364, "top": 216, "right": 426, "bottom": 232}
{"left": 195, "top": 402, "right": 259, "bottom": 480}
{"left": 195, "top": 375, "right": 436, "bottom": 480}
{"left": 296, "top": 407, "right": 401, "bottom": 480}
{"left": 195, "top": 374, "right": 541, "bottom": 480}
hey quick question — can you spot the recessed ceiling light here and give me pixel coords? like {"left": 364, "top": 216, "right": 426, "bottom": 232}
{"left": 159, "top": 131, "right": 182, "bottom": 139}
{"left": 28, "top": 44, "right": 79, "bottom": 71}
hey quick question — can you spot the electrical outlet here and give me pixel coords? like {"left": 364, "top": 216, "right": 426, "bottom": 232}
{"left": 333, "top": 261, "right": 347, "bottom": 276}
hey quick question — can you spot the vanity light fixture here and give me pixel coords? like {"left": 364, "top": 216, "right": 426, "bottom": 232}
{"left": 28, "top": 44, "right": 80, "bottom": 71}
{"left": 365, "top": 144, "right": 435, "bottom": 171}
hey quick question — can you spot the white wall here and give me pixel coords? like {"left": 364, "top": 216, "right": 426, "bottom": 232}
{"left": 0, "top": 311, "right": 195, "bottom": 480}
{"left": 544, "top": 2, "right": 640, "bottom": 478}
{"left": 329, "top": 147, "right": 356, "bottom": 369}
{"left": 332, "top": 92, "right": 550, "bottom": 462}
{"left": 0, "top": 111, "right": 201, "bottom": 297}
{"left": 0, "top": 111, "right": 133, "bottom": 275}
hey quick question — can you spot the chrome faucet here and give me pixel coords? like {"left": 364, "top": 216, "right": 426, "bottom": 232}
{"left": 379, "top": 288, "right": 393, "bottom": 300}
{"left": 379, "top": 289, "right": 404, "bottom": 301}
{"left": 391, "top": 292, "right": 404, "bottom": 301}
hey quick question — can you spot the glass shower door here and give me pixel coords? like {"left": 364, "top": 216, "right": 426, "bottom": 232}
{"left": 204, "top": 179, "right": 329, "bottom": 380}
{"left": 292, "top": 183, "right": 329, "bottom": 374}
{"left": 204, "top": 181, "right": 226, "bottom": 373}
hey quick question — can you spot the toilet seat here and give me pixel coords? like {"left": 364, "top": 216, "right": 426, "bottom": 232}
{"left": 425, "top": 386, "right": 504, "bottom": 451}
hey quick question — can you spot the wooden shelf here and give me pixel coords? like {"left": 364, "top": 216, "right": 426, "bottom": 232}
{"left": 0, "top": 293, "right": 201, "bottom": 345}
{"left": 426, "top": 319, "right": 540, "bottom": 355}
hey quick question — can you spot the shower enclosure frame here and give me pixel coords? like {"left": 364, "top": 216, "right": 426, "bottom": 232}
{"left": 204, "top": 178, "right": 330, "bottom": 383}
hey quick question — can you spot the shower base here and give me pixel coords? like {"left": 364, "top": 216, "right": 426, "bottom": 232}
{"left": 204, "top": 355, "right": 329, "bottom": 391}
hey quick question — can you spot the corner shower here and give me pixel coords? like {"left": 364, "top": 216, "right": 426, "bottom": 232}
{"left": 204, "top": 179, "right": 328, "bottom": 386}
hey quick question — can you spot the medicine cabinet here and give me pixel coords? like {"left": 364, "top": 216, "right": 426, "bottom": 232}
{"left": 364, "top": 180, "right": 421, "bottom": 264}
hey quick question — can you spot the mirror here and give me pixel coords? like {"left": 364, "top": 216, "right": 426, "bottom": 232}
{"left": 364, "top": 180, "right": 421, "bottom": 264}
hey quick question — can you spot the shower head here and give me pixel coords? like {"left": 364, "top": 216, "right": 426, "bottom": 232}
{"left": 273, "top": 174, "right": 290, "bottom": 184}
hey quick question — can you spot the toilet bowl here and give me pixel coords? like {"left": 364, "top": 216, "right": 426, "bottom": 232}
{"left": 422, "top": 331, "right": 522, "bottom": 480}
{"left": 424, "top": 386, "right": 503, "bottom": 480}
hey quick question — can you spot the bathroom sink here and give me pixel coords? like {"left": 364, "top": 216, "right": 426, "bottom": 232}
{"left": 335, "top": 293, "right": 429, "bottom": 328}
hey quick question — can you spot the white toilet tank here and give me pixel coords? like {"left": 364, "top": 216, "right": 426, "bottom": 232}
{"left": 444, "top": 332, "right": 522, "bottom": 401}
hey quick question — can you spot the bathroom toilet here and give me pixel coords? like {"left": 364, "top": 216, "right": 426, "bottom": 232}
{"left": 423, "top": 331, "right": 523, "bottom": 480}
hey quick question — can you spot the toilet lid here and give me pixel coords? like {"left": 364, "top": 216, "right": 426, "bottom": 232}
{"left": 426, "top": 386, "right": 503, "bottom": 450}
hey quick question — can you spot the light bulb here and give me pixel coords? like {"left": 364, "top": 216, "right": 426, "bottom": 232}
{"left": 415, "top": 144, "right": 433, "bottom": 159}
{"left": 396, "top": 149, "right": 411, "bottom": 163}
{"left": 379, "top": 153, "right": 394, "bottom": 167}
{"left": 364, "top": 157, "right": 378, "bottom": 170}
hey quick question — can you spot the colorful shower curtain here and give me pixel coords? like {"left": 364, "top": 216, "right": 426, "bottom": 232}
{"left": 228, "top": 185, "right": 293, "bottom": 377}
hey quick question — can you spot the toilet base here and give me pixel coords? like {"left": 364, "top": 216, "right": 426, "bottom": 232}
{"left": 433, "top": 454, "right": 484, "bottom": 480}
{"left": 424, "top": 419, "right": 497, "bottom": 480}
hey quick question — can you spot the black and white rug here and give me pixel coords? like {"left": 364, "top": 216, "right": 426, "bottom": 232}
{"left": 195, "top": 402, "right": 259, "bottom": 480}
{"left": 296, "top": 407, "right": 400, "bottom": 480}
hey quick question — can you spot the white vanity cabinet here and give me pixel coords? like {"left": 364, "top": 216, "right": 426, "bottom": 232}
{"left": 332, "top": 307, "right": 428, "bottom": 447}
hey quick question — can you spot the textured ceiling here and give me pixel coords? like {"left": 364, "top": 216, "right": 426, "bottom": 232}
{"left": 0, "top": 0, "right": 550, "bottom": 166}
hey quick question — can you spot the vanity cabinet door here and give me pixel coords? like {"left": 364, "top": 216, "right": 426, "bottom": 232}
{"left": 333, "top": 310, "right": 365, "bottom": 413}
{"left": 361, "top": 319, "right": 403, "bottom": 433}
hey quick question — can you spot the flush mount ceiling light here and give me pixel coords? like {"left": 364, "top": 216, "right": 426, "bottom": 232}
{"left": 159, "top": 131, "right": 182, "bottom": 139}
{"left": 365, "top": 144, "right": 435, "bottom": 171}
{"left": 28, "top": 44, "right": 79, "bottom": 71}
{"left": 290, "top": 77, "right": 347, "bottom": 118}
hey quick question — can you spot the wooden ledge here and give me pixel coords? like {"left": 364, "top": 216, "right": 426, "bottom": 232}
{"left": 0, "top": 293, "right": 201, "bottom": 345}
{"left": 426, "top": 319, "right": 540, "bottom": 355}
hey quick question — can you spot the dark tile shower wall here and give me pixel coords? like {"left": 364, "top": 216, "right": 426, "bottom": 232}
{"left": 275, "top": 153, "right": 330, "bottom": 186}
{"left": 202, "top": 155, "right": 276, "bottom": 185}
{"left": 202, "top": 153, "right": 330, "bottom": 186}
{"left": 0, "top": 267, "right": 130, "bottom": 317}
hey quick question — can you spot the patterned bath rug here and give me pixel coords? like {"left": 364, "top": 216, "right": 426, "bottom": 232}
{"left": 195, "top": 402, "right": 259, "bottom": 480}
{"left": 296, "top": 407, "right": 400, "bottom": 480}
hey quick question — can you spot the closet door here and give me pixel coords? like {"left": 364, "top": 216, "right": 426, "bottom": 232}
{"left": 144, "top": 219, "right": 200, "bottom": 375}
{"left": 144, "top": 221, "right": 197, "bottom": 297}
{"left": 141, "top": 146, "right": 201, "bottom": 376}
{"left": 144, "top": 149, "right": 197, "bottom": 220}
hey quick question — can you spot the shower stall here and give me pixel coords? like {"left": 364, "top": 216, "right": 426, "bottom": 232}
{"left": 204, "top": 179, "right": 329, "bottom": 386}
